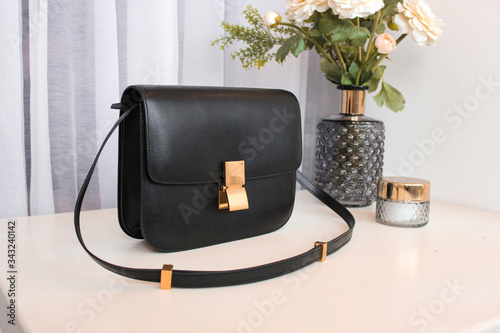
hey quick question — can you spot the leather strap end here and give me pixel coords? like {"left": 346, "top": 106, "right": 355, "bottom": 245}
{"left": 110, "top": 103, "right": 123, "bottom": 110}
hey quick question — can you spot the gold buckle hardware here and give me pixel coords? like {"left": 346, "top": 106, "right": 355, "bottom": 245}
{"left": 218, "top": 161, "right": 249, "bottom": 212}
{"left": 314, "top": 242, "right": 328, "bottom": 262}
{"left": 160, "top": 264, "right": 173, "bottom": 290}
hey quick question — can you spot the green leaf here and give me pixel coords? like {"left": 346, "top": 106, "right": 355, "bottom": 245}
{"left": 360, "top": 20, "right": 373, "bottom": 31}
{"left": 373, "top": 65, "right": 386, "bottom": 80}
{"left": 276, "top": 43, "right": 291, "bottom": 63}
{"left": 319, "top": 12, "right": 339, "bottom": 35}
{"left": 376, "top": 23, "right": 386, "bottom": 35}
{"left": 276, "top": 35, "right": 296, "bottom": 62}
{"left": 276, "top": 34, "right": 305, "bottom": 62}
{"left": 349, "top": 26, "right": 370, "bottom": 47}
{"left": 319, "top": 60, "right": 342, "bottom": 84}
{"left": 308, "top": 29, "right": 321, "bottom": 37}
{"left": 348, "top": 62, "right": 359, "bottom": 78}
{"left": 373, "top": 80, "right": 405, "bottom": 112}
{"left": 346, "top": 62, "right": 372, "bottom": 86}
{"left": 341, "top": 72, "right": 354, "bottom": 85}
{"left": 319, "top": 11, "right": 370, "bottom": 46}
{"left": 382, "top": 0, "right": 403, "bottom": 18}
{"left": 291, "top": 35, "right": 306, "bottom": 57}
{"left": 366, "top": 65, "right": 386, "bottom": 92}
{"left": 330, "top": 20, "right": 353, "bottom": 44}
{"left": 359, "top": 69, "right": 373, "bottom": 86}
{"left": 320, "top": 13, "right": 353, "bottom": 44}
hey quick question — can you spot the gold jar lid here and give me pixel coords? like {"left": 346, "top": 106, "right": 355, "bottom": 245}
{"left": 377, "top": 177, "right": 431, "bottom": 202}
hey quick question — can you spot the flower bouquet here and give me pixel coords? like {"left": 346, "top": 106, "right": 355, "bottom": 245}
{"left": 212, "top": 0, "right": 443, "bottom": 112}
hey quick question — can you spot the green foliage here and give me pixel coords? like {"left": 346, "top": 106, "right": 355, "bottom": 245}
{"left": 276, "top": 34, "right": 306, "bottom": 62}
{"left": 382, "top": 0, "right": 403, "bottom": 32}
{"left": 382, "top": 0, "right": 403, "bottom": 17}
{"left": 376, "top": 23, "right": 386, "bottom": 34}
{"left": 341, "top": 72, "right": 354, "bottom": 85}
{"left": 320, "top": 60, "right": 342, "bottom": 84}
{"left": 366, "top": 65, "right": 386, "bottom": 93}
{"left": 373, "top": 80, "right": 405, "bottom": 112}
{"left": 341, "top": 62, "right": 357, "bottom": 85}
{"left": 211, "top": 6, "right": 297, "bottom": 69}
{"left": 319, "top": 13, "right": 369, "bottom": 46}
{"left": 212, "top": 4, "right": 408, "bottom": 112}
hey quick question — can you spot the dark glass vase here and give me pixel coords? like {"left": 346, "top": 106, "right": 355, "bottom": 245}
{"left": 315, "top": 86, "right": 385, "bottom": 207}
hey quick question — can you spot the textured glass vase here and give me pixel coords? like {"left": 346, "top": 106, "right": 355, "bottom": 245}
{"left": 315, "top": 86, "right": 385, "bottom": 207}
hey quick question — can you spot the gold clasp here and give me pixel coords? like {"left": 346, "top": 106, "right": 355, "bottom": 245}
{"left": 218, "top": 161, "right": 249, "bottom": 212}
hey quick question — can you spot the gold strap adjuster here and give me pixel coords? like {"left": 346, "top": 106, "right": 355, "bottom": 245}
{"left": 218, "top": 161, "right": 249, "bottom": 212}
{"left": 314, "top": 241, "right": 328, "bottom": 262}
{"left": 160, "top": 264, "right": 173, "bottom": 290}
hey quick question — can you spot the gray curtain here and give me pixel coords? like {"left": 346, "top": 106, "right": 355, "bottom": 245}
{"left": 1, "top": 0, "right": 339, "bottom": 218}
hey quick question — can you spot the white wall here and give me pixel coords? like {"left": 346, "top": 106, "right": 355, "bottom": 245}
{"left": 366, "top": 0, "right": 500, "bottom": 213}
{"left": 223, "top": 0, "right": 500, "bottom": 213}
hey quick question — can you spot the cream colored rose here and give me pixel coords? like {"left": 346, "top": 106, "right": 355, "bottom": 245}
{"left": 285, "top": 0, "right": 329, "bottom": 22}
{"left": 328, "top": 0, "right": 384, "bottom": 19}
{"left": 375, "top": 33, "right": 396, "bottom": 54}
{"left": 263, "top": 11, "right": 282, "bottom": 28}
{"left": 394, "top": 0, "right": 443, "bottom": 46}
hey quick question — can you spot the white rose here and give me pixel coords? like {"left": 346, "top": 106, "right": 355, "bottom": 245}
{"left": 394, "top": 0, "right": 443, "bottom": 46}
{"left": 328, "top": 0, "right": 384, "bottom": 19}
{"left": 285, "top": 0, "right": 329, "bottom": 22}
{"left": 375, "top": 33, "right": 397, "bottom": 54}
{"left": 263, "top": 11, "right": 282, "bottom": 28}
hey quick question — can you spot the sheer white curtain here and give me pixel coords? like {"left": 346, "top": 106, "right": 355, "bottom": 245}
{"left": 1, "top": 0, "right": 334, "bottom": 219}
{"left": 1, "top": 1, "right": 28, "bottom": 218}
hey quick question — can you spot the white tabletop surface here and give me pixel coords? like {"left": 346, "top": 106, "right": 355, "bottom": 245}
{"left": 1, "top": 190, "right": 500, "bottom": 333}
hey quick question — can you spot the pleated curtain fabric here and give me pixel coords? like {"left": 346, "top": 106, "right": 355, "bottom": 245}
{"left": 0, "top": 0, "right": 338, "bottom": 219}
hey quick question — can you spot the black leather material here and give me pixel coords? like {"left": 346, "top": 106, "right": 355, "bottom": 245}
{"left": 127, "top": 86, "right": 302, "bottom": 183}
{"left": 117, "top": 86, "right": 302, "bottom": 251}
{"left": 74, "top": 86, "right": 356, "bottom": 289}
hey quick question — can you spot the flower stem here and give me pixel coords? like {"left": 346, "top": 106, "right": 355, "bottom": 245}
{"left": 355, "top": 52, "right": 377, "bottom": 85}
{"left": 332, "top": 42, "right": 347, "bottom": 72}
{"left": 279, "top": 22, "right": 335, "bottom": 64}
{"left": 365, "top": 11, "right": 381, "bottom": 60}
{"left": 355, "top": 63, "right": 364, "bottom": 86}
{"left": 356, "top": 17, "right": 363, "bottom": 61}
{"left": 395, "top": 34, "right": 408, "bottom": 45}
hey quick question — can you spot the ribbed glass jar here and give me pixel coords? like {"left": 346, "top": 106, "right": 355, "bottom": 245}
{"left": 315, "top": 86, "right": 385, "bottom": 207}
{"left": 375, "top": 177, "right": 431, "bottom": 227}
{"left": 376, "top": 198, "right": 430, "bottom": 227}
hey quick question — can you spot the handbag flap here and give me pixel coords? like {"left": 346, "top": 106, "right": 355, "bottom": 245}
{"left": 122, "top": 85, "right": 302, "bottom": 184}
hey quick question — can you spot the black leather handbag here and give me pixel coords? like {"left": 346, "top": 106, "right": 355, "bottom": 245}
{"left": 74, "top": 85, "right": 355, "bottom": 289}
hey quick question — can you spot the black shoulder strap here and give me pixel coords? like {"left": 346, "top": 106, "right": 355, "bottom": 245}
{"left": 74, "top": 105, "right": 355, "bottom": 289}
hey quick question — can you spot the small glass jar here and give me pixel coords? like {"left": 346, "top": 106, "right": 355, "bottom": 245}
{"left": 375, "top": 177, "right": 430, "bottom": 227}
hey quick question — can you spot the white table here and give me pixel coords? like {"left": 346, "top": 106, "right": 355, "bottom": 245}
{"left": 1, "top": 190, "right": 500, "bottom": 333}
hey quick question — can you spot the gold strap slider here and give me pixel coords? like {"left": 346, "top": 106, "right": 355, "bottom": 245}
{"left": 160, "top": 264, "right": 173, "bottom": 290}
{"left": 314, "top": 241, "right": 328, "bottom": 262}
